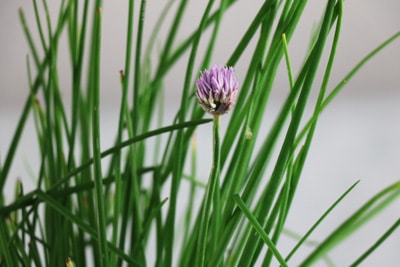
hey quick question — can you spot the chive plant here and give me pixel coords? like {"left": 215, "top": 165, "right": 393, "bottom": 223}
{"left": 1, "top": 0, "right": 399, "bottom": 266}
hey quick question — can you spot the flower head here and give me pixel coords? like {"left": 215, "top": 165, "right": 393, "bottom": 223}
{"left": 196, "top": 65, "right": 239, "bottom": 115}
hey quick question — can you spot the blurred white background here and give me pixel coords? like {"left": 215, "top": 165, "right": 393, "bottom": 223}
{"left": 1, "top": 0, "right": 399, "bottom": 266}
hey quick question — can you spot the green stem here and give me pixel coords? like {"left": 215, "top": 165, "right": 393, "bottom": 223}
{"left": 232, "top": 194, "right": 288, "bottom": 267}
{"left": 90, "top": 6, "right": 109, "bottom": 266}
{"left": 196, "top": 114, "right": 221, "bottom": 267}
{"left": 212, "top": 115, "right": 222, "bottom": 266}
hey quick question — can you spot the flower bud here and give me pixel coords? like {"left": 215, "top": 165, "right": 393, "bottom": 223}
{"left": 196, "top": 65, "right": 239, "bottom": 115}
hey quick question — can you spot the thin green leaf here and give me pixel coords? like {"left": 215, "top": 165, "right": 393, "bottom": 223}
{"left": 233, "top": 194, "right": 288, "bottom": 267}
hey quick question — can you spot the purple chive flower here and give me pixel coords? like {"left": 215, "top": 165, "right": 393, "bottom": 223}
{"left": 196, "top": 65, "right": 239, "bottom": 115}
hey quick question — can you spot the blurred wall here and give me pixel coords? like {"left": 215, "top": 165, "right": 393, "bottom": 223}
{"left": 0, "top": 0, "right": 399, "bottom": 109}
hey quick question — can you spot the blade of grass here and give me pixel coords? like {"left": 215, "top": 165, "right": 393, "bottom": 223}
{"left": 155, "top": 0, "right": 189, "bottom": 80}
{"left": 0, "top": 119, "right": 212, "bottom": 216}
{"left": 349, "top": 217, "right": 400, "bottom": 267}
{"left": 89, "top": 4, "right": 109, "bottom": 266}
{"left": 285, "top": 180, "right": 360, "bottom": 262}
{"left": 133, "top": 0, "right": 146, "bottom": 122}
{"left": 300, "top": 181, "right": 400, "bottom": 266}
{"left": 32, "top": 0, "right": 48, "bottom": 52}
{"left": 295, "top": 30, "right": 400, "bottom": 146}
{"left": 111, "top": 0, "right": 135, "bottom": 263}
{"left": 0, "top": 217, "right": 18, "bottom": 266}
{"left": 182, "top": 135, "right": 199, "bottom": 247}
{"left": 126, "top": 1, "right": 149, "bottom": 263}
{"left": 232, "top": 194, "right": 288, "bottom": 267}
{"left": 67, "top": 0, "right": 89, "bottom": 169}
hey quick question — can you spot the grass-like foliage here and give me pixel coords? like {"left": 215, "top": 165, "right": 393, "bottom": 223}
{"left": 1, "top": 0, "right": 399, "bottom": 266}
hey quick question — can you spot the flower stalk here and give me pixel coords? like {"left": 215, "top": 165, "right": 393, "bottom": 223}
{"left": 197, "top": 114, "right": 221, "bottom": 267}
{"left": 195, "top": 65, "right": 238, "bottom": 266}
